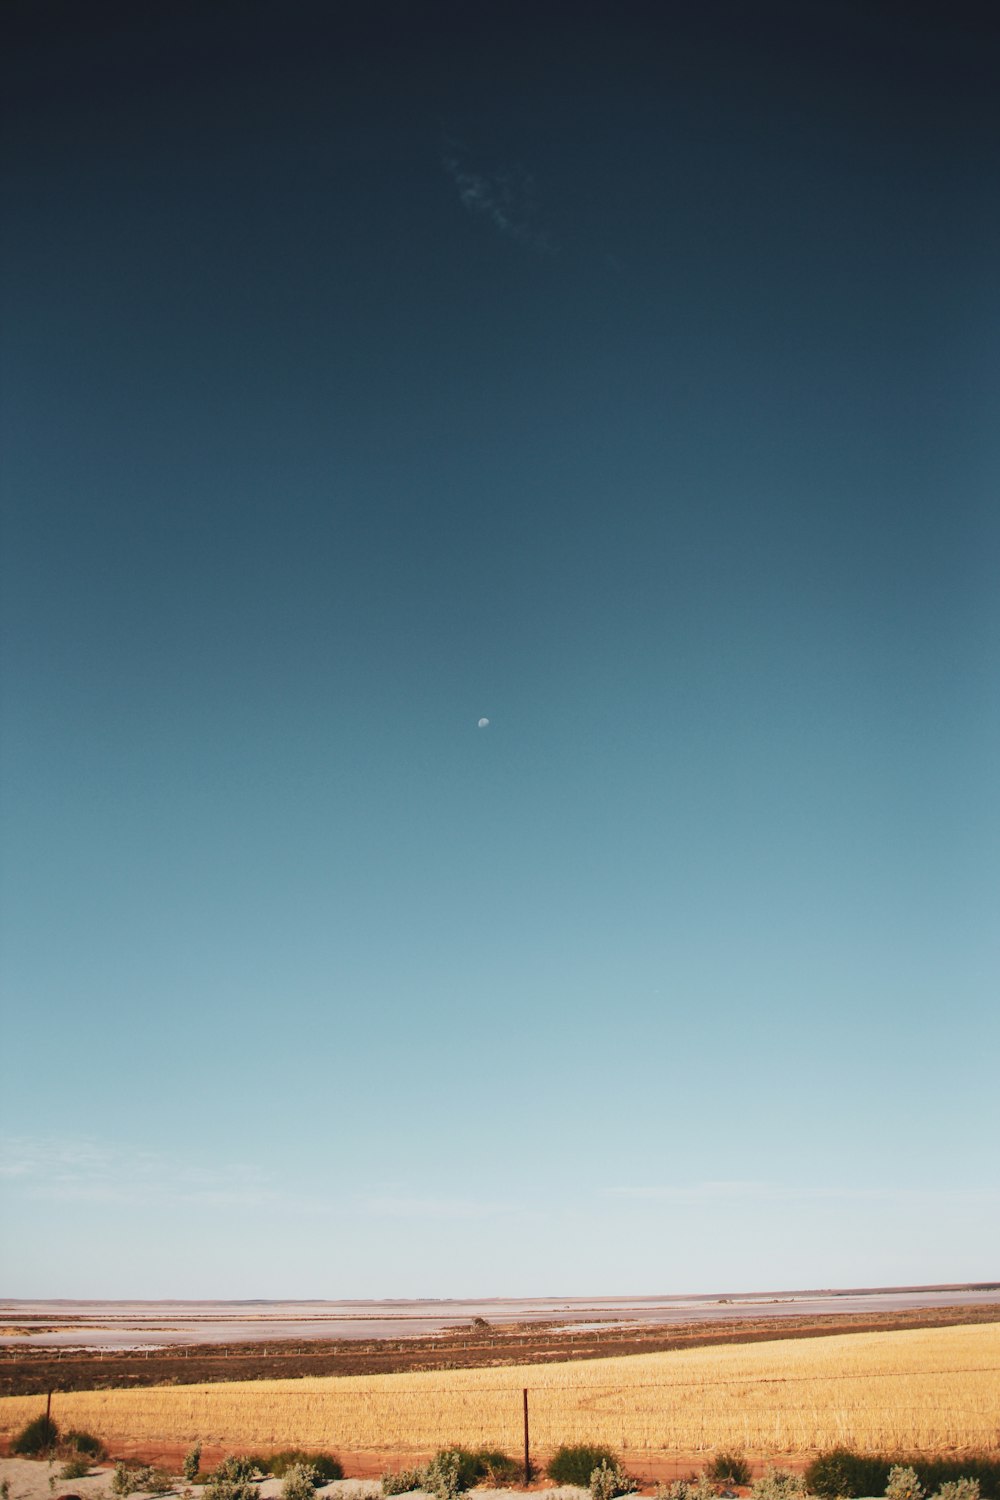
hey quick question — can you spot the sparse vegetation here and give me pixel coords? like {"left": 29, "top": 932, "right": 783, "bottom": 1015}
{"left": 446, "top": 1449, "right": 518, "bottom": 1490}
{"left": 471, "top": 1452, "right": 519, "bottom": 1487}
{"left": 183, "top": 1447, "right": 203, "bottom": 1483}
{"left": 422, "top": 1451, "right": 463, "bottom": 1500}
{"left": 888, "top": 1468, "right": 926, "bottom": 1500}
{"left": 706, "top": 1455, "right": 753, "bottom": 1488}
{"left": 805, "top": 1453, "right": 1000, "bottom": 1500}
{"left": 934, "top": 1484, "right": 981, "bottom": 1500}
{"left": 548, "top": 1445, "right": 621, "bottom": 1488}
{"left": 280, "top": 1466, "right": 318, "bottom": 1500}
{"left": 64, "top": 1429, "right": 106, "bottom": 1460}
{"left": 660, "top": 1480, "right": 721, "bottom": 1500}
{"left": 915, "top": 1464, "right": 1000, "bottom": 1500}
{"left": 60, "top": 1457, "right": 93, "bottom": 1480}
{"left": 378, "top": 1447, "right": 519, "bottom": 1498}
{"left": 12, "top": 1413, "right": 59, "bottom": 1456}
{"left": 266, "top": 1454, "right": 342, "bottom": 1484}
{"left": 750, "top": 1470, "right": 804, "bottom": 1500}
{"left": 381, "top": 1467, "right": 426, "bottom": 1495}
{"left": 590, "top": 1459, "right": 638, "bottom": 1500}
{"left": 111, "top": 1463, "right": 173, "bottom": 1496}
{"left": 203, "top": 1456, "right": 259, "bottom": 1500}
{"left": 806, "top": 1451, "right": 894, "bottom": 1498}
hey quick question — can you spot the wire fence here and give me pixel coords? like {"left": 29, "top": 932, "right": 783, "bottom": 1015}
{"left": 6, "top": 1364, "right": 994, "bottom": 1460}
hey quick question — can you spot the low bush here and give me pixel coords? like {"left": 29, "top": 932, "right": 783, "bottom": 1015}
{"left": 423, "top": 1451, "right": 464, "bottom": 1500}
{"left": 443, "top": 1449, "right": 518, "bottom": 1490}
{"left": 204, "top": 1456, "right": 259, "bottom": 1500}
{"left": 183, "top": 1448, "right": 203, "bottom": 1483}
{"left": 659, "top": 1479, "right": 717, "bottom": 1500}
{"left": 60, "top": 1458, "right": 93, "bottom": 1481}
{"left": 887, "top": 1469, "right": 925, "bottom": 1500}
{"left": 267, "top": 1453, "right": 343, "bottom": 1484}
{"left": 911, "top": 1462, "right": 1000, "bottom": 1500}
{"left": 238, "top": 1461, "right": 270, "bottom": 1481}
{"left": 111, "top": 1463, "right": 173, "bottom": 1496}
{"left": 806, "top": 1451, "right": 891, "bottom": 1499}
{"left": 12, "top": 1414, "right": 59, "bottom": 1456}
{"left": 590, "top": 1459, "right": 638, "bottom": 1500}
{"left": 549, "top": 1446, "right": 621, "bottom": 1488}
{"left": 281, "top": 1467, "right": 319, "bottom": 1500}
{"left": 750, "top": 1470, "right": 804, "bottom": 1500}
{"left": 934, "top": 1484, "right": 980, "bottom": 1500}
{"left": 471, "top": 1453, "right": 519, "bottom": 1487}
{"left": 112, "top": 1463, "right": 174, "bottom": 1496}
{"left": 64, "top": 1430, "right": 107, "bottom": 1461}
{"left": 378, "top": 1446, "right": 520, "bottom": 1496}
{"left": 808, "top": 1452, "right": 1000, "bottom": 1500}
{"left": 381, "top": 1467, "right": 426, "bottom": 1495}
{"left": 706, "top": 1456, "right": 753, "bottom": 1488}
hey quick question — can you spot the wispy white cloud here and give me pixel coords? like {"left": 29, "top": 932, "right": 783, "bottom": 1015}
{"left": 0, "top": 1134, "right": 278, "bottom": 1209}
{"left": 443, "top": 151, "right": 554, "bottom": 253}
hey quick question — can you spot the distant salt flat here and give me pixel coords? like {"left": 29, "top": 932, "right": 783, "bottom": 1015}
{"left": 1, "top": 1286, "right": 997, "bottom": 1349}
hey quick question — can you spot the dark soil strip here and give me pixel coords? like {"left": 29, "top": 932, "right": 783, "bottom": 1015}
{"left": 2, "top": 1303, "right": 998, "bottom": 1398}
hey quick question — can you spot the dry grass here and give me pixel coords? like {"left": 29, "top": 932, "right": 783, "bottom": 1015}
{"left": 1, "top": 1323, "right": 997, "bottom": 1460}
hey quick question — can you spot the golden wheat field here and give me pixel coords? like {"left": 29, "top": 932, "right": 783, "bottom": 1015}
{"left": 1, "top": 1324, "right": 997, "bottom": 1460}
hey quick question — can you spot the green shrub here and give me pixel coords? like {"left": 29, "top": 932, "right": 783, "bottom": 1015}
{"left": 750, "top": 1470, "right": 804, "bottom": 1500}
{"left": 440, "top": 1449, "right": 518, "bottom": 1490}
{"left": 64, "top": 1430, "right": 107, "bottom": 1461}
{"left": 658, "top": 1480, "right": 717, "bottom": 1500}
{"left": 204, "top": 1456, "right": 259, "bottom": 1500}
{"left": 12, "top": 1414, "right": 60, "bottom": 1456}
{"left": 590, "top": 1460, "right": 638, "bottom": 1500}
{"left": 381, "top": 1468, "right": 426, "bottom": 1495}
{"left": 379, "top": 1448, "right": 516, "bottom": 1498}
{"left": 549, "top": 1446, "right": 621, "bottom": 1488}
{"left": 268, "top": 1454, "right": 343, "bottom": 1484}
{"left": 934, "top": 1484, "right": 980, "bottom": 1500}
{"left": 887, "top": 1469, "right": 925, "bottom": 1500}
{"left": 238, "top": 1461, "right": 270, "bottom": 1481}
{"left": 472, "top": 1453, "right": 519, "bottom": 1487}
{"left": 281, "top": 1467, "right": 319, "bottom": 1500}
{"left": 423, "top": 1452, "right": 463, "bottom": 1500}
{"left": 706, "top": 1456, "right": 753, "bottom": 1488}
{"left": 806, "top": 1451, "right": 891, "bottom": 1499}
{"left": 806, "top": 1453, "right": 1000, "bottom": 1500}
{"left": 60, "top": 1458, "right": 92, "bottom": 1480}
{"left": 300, "top": 1456, "right": 341, "bottom": 1486}
{"left": 913, "top": 1464, "right": 1000, "bottom": 1500}
{"left": 656, "top": 1484, "right": 694, "bottom": 1500}
{"left": 111, "top": 1462, "right": 136, "bottom": 1495}
{"left": 183, "top": 1448, "right": 203, "bottom": 1483}
{"left": 112, "top": 1463, "right": 174, "bottom": 1496}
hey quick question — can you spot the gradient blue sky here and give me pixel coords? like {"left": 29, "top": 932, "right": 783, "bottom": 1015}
{"left": 1, "top": 0, "right": 998, "bottom": 1298}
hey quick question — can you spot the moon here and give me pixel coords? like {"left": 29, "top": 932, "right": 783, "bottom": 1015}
{"left": 477, "top": 717, "right": 490, "bottom": 728}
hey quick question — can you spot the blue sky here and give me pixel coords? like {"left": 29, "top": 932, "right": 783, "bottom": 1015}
{"left": 1, "top": 0, "right": 998, "bottom": 1297}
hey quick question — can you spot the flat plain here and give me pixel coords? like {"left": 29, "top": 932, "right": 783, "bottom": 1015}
{"left": 1, "top": 1322, "right": 997, "bottom": 1469}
